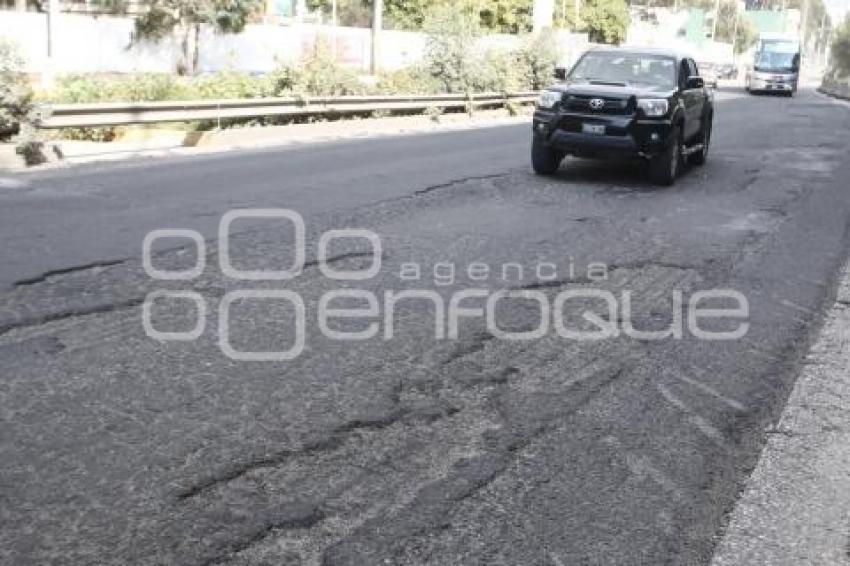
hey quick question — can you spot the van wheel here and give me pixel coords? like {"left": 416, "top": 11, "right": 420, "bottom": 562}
{"left": 531, "top": 137, "right": 562, "bottom": 175}
{"left": 649, "top": 127, "right": 681, "bottom": 186}
{"left": 689, "top": 116, "right": 711, "bottom": 166}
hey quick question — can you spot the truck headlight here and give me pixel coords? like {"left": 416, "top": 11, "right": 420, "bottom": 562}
{"left": 537, "top": 90, "right": 561, "bottom": 109}
{"left": 637, "top": 98, "right": 669, "bottom": 117}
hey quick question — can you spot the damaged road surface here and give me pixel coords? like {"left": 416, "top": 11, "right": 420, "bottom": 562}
{"left": 2, "top": 88, "right": 850, "bottom": 565}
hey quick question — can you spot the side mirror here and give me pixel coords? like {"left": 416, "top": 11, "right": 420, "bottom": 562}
{"left": 685, "top": 76, "right": 704, "bottom": 89}
{"left": 554, "top": 67, "right": 567, "bottom": 80}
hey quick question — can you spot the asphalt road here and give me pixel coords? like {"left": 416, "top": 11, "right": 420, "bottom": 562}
{"left": 1, "top": 87, "right": 850, "bottom": 566}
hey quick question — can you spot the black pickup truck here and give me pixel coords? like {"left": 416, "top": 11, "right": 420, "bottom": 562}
{"left": 532, "top": 47, "right": 714, "bottom": 185}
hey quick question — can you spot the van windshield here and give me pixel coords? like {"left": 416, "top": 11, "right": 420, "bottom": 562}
{"left": 755, "top": 41, "right": 800, "bottom": 72}
{"left": 754, "top": 51, "right": 798, "bottom": 72}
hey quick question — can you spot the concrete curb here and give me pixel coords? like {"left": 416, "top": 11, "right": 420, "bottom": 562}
{"left": 711, "top": 262, "right": 850, "bottom": 565}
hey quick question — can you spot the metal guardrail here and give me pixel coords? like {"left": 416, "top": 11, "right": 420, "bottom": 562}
{"left": 41, "top": 92, "right": 539, "bottom": 129}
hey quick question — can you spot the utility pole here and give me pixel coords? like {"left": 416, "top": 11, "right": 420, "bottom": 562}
{"left": 47, "top": 0, "right": 60, "bottom": 58}
{"left": 371, "top": 0, "right": 382, "bottom": 75}
{"left": 44, "top": 0, "right": 61, "bottom": 88}
{"left": 331, "top": 0, "right": 337, "bottom": 59}
{"left": 731, "top": 6, "right": 740, "bottom": 55}
{"left": 711, "top": 0, "right": 721, "bottom": 40}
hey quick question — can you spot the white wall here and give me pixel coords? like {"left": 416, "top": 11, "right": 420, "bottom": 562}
{"left": 0, "top": 12, "right": 181, "bottom": 73}
{"left": 0, "top": 11, "right": 587, "bottom": 75}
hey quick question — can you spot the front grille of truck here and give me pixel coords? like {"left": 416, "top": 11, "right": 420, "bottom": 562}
{"left": 562, "top": 94, "right": 634, "bottom": 115}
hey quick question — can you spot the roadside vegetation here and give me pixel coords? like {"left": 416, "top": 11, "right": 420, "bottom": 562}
{"left": 40, "top": 6, "right": 561, "bottom": 141}
{"left": 9, "top": 0, "right": 625, "bottom": 143}
{"left": 306, "top": 0, "right": 628, "bottom": 40}
{"left": 831, "top": 15, "right": 850, "bottom": 77}
{"left": 47, "top": 7, "right": 559, "bottom": 107}
{"left": 0, "top": 38, "right": 49, "bottom": 164}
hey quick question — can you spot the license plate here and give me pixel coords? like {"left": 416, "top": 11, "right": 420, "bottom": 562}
{"left": 582, "top": 123, "right": 605, "bottom": 135}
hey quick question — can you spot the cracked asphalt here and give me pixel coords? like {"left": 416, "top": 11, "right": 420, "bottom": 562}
{"left": 1, "top": 87, "right": 850, "bottom": 565}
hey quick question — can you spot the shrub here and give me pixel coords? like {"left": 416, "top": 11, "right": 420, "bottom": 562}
{"left": 51, "top": 73, "right": 191, "bottom": 103}
{"left": 422, "top": 2, "right": 482, "bottom": 94}
{"left": 265, "top": 62, "right": 299, "bottom": 96}
{"left": 516, "top": 29, "right": 559, "bottom": 90}
{"left": 58, "top": 126, "right": 122, "bottom": 142}
{"left": 473, "top": 47, "right": 523, "bottom": 92}
{"left": 193, "top": 69, "right": 273, "bottom": 99}
{"left": 0, "top": 38, "right": 49, "bottom": 163}
{"left": 294, "top": 43, "right": 365, "bottom": 97}
{"left": 113, "top": 73, "right": 192, "bottom": 101}
{"left": 423, "top": 105, "right": 443, "bottom": 122}
{"left": 376, "top": 67, "right": 443, "bottom": 95}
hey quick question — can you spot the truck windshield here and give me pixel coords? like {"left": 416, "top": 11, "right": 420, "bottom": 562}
{"left": 569, "top": 52, "right": 677, "bottom": 89}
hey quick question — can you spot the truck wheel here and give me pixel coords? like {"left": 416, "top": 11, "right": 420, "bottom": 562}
{"left": 531, "top": 137, "right": 562, "bottom": 175}
{"left": 689, "top": 116, "right": 711, "bottom": 166}
{"left": 649, "top": 128, "right": 681, "bottom": 186}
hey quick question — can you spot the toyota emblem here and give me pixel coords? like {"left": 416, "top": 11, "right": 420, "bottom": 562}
{"left": 589, "top": 98, "right": 605, "bottom": 110}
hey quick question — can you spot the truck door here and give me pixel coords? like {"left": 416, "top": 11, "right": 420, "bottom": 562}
{"left": 681, "top": 58, "right": 705, "bottom": 141}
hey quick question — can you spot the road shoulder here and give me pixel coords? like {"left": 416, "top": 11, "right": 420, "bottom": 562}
{"left": 1, "top": 109, "right": 532, "bottom": 173}
{"left": 711, "top": 261, "right": 850, "bottom": 565}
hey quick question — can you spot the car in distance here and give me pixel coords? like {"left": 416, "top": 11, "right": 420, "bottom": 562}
{"left": 532, "top": 47, "right": 714, "bottom": 186}
{"left": 696, "top": 61, "right": 719, "bottom": 89}
{"left": 717, "top": 63, "right": 738, "bottom": 80}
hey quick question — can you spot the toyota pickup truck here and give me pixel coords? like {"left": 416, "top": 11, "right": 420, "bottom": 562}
{"left": 533, "top": 47, "right": 714, "bottom": 185}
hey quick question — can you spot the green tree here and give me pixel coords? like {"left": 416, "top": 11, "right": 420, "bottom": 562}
{"left": 132, "top": 0, "right": 262, "bottom": 75}
{"left": 554, "top": 0, "right": 581, "bottom": 31}
{"left": 383, "top": 0, "right": 435, "bottom": 30}
{"left": 581, "top": 0, "right": 629, "bottom": 44}
{"left": 478, "top": 0, "right": 532, "bottom": 34}
{"left": 372, "top": 0, "right": 532, "bottom": 33}
{"left": 306, "top": 0, "right": 371, "bottom": 26}
{"left": 831, "top": 15, "right": 850, "bottom": 75}
{"left": 714, "top": 1, "right": 757, "bottom": 54}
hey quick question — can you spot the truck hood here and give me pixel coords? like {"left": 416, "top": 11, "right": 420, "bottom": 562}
{"left": 549, "top": 81, "right": 675, "bottom": 99}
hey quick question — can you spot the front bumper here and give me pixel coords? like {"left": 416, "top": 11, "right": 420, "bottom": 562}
{"left": 533, "top": 109, "right": 673, "bottom": 159}
{"left": 749, "top": 75, "right": 797, "bottom": 92}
